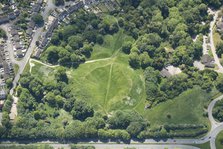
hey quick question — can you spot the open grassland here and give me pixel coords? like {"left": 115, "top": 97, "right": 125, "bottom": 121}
{"left": 213, "top": 27, "right": 223, "bottom": 46}
{"left": 216, "top": 131, "right": 223, "bottom": 149}
{"left": 24, "top": 59, "right": 57, "bottom": 84}
{"left": 139, "top": 87, "right": 211, "bottom": 128}
{"left": 90, "top": 29, "right": 134, "bottom": 60}
{"left": 68, "top": 54, "right": 145, "bottom": 114}
{"left": 193, "top": 142, "right": 210, "bottom": 149}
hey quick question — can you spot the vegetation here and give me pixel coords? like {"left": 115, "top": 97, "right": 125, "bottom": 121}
{"left": 3, "top": 0, "right": 223, "bottom": 141}
{"left": 0, "top": 144, "right": 53, "bottom": 149}
{"left": 216, "top": 131, "right": 223, "bottom": 149}
{"left": 0, "top": 28, "right": 7, "bottom": 39}
{"left": 32, "top": 13, "right": 44, "bottom": 26}
{"left": 213, "top": 99, "right": 223, "bottom": 122}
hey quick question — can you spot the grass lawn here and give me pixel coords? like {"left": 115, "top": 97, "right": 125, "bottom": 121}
{"left": 68, "top": 54, "right": 145, "bottom": 114}
{"left": 136, "top": 87, "right": 212, "bottom": 129}
{"left": 216, "top": 131, "right": 223, "bottom": 149}
{"left": 90, "top": 29, "right": 134, "bottom": 60}
{"left": 29, "top": 60, "right": 56, "bottom": 82}
{"left": 193, "top": 142, "right": 210, "bottom": 149}
{"left": 213, "top": 27, "right": 223, "bottom": 47}
{"left": 13, "top": 64, "right": 19, "bottom": 75}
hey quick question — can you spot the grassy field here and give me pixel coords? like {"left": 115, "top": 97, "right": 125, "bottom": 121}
{"left": 29, "top": 60, "right": 56, "bottom": 82}
{"left": 193, "top": 142, "right": 210, "bottom": 149}
{"left": 90, "top": 29, "right": 134, "bottom": 60}
{"left": 216, "top": 131, "right": 223, "bottom": 149}
{"left": 213, "top": 27, "right": 223, "bottom": 47}
{"left": 136, "top": 87, "right": 211, "bottom": 128}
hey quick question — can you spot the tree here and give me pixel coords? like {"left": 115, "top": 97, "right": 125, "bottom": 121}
{"left": 122, "top": 41, "right": 132, "bottom": 54}
{"left": 129, "top": 52, "right": 140, "bottom": 69}
{"left": 0, "top": 28, "right": 7, "bottom": 39}
{"left": 216, "top": 75, "right": 223, "bottom": 92}
{"left": 45, "top": 46, "right": 59, "bottom": 64}
{"left": 55, "top": 67, "right": 68, "bottom": 83}
{"left": 32, "top": 13, "right": 44, "bottom": 26}
{"left": 71, "top": 100, "right": 94, "bottom": 121}
{"left": 45, "top": 92, "right": 56, "bottom": 107}
{"left": 216, "top": 42, "right": 223, "bottom": 58}
{"left": 54, "top": 0, "right": 64, "bottom": 6}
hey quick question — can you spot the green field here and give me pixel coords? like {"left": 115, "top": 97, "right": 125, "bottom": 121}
{"left": 193, "top": 142, "right": 210, "bottom": 149}
{"left": 216, "top": 131, "right": 223, "bottom": 149}
{"left": 140, "top": 88, "right": 211, "bottom": 127}
{"left": 90, "top": 29, "right": 134, "bottom": 60}
{"left": 68, "top": 30, "right": 144, "bottom": 114}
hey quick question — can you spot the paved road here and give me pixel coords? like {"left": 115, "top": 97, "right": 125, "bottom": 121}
{"left": 209, "top": 10, "right": 223, "bottom": 73}
{"left": 1, "top": 0, "right": 57, "bottom": 119}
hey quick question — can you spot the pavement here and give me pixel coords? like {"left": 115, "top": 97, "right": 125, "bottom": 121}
{"left": 208, "top": 10, "right": 223, "bottom": 73}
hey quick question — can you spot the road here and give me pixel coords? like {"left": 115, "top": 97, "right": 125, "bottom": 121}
{"left": 0, "top": 93, "right": 223, "bottom": 149}
{"left": 0, "top": 0, "right": 57, "bottom": 119}
{"left": 209, "top": 10, "right": 223, "bottom": 73}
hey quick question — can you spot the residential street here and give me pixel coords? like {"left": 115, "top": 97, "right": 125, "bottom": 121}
{"left": 209, "top": 10, "right": 223, "bottom": 73}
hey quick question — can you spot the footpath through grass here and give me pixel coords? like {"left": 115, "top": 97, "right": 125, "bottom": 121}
{"left": 138, "top": 87, "right": 212, "bottom": 128}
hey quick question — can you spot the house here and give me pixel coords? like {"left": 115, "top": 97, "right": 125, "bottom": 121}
{"left": 160, "top": 68, "right": 172, "bottom": 78}
{"left": 67, "top": 1, "right": 84, "bottom": 14}
{"left": 15, "top": 42, "right": 22, "bottom": 50}
{"left": 26, "top": 28, "right": 33, "bottom": 37}
{"left": 28, "top": 21, "right": 36, "bottom": 29}
{"left": 16, "top": 49, "right": 24, "bottom": 58}
{"left": 32, "top": 4, "right": 41, "bottom": 13}
{"left": 0, "top": 16, "right": 9, "bottom": 24}
{"left": 10, "top": 29, "right": 18, "bottom": 36}
{"left": 201, "top": 54, "right": 215, "bottom": 68}
{"left": 160, "top": 65, "right": 182, "bottom": 78}
{"left": 13, "top": 35, "right": 20, "bottom": 42}
{"left": 0, "top": 90, "right": 6, "bottom": 99}
{"left": 0, "top": 100, "right": 4, "bottom": 110}
{"left": 8, "top": 12, "right": 16, "bottom": 20}
{"left": 33, "top": 48, "right": 42, "bottom": 59}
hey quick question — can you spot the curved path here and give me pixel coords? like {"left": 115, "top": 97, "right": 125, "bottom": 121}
{"left": 209, "top": 10, "right": 223, "bottom": 73}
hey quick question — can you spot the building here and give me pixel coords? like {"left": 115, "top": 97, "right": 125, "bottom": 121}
{"left": 160, "top": 65, "right": 182, "bottom": 78}
{"left": 16, "top": 49, "right": 24, "bottom": 58}
{"left": 0, "top": 16, "right": 9, "bottom": 24}
{"left": 0, "top": 100, "right": 4, "bottom": 110}
{"left": 201, "top": 54, "right": 215, "bottom": 68}
{"left": 160, "top": 68, "right": 172, "bottom": 78}
{"left": 0, "top": 90, "right": 6, "bottom": 100}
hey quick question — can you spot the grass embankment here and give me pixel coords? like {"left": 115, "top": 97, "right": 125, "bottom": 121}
{"left": 141, "top": 88, "right": 211, "bottom": 128}
{"left": 193, "top": 142, "right": 210, "bottom": 149}
{"left": 13, "top": 64, "right": 19, "bottom": 75}
{"left": 216, "top": 131, "right": 223, "bottom": 149}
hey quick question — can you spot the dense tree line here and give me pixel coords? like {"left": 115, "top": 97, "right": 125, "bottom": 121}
{"left": 0, "top": 28, "right": 7, "bottom": 39}
{"left": 213, "top": 100, "right": 223, "bottom": 122}
{"left": 42, "top": 10, "right": 119, "bottom": 67}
